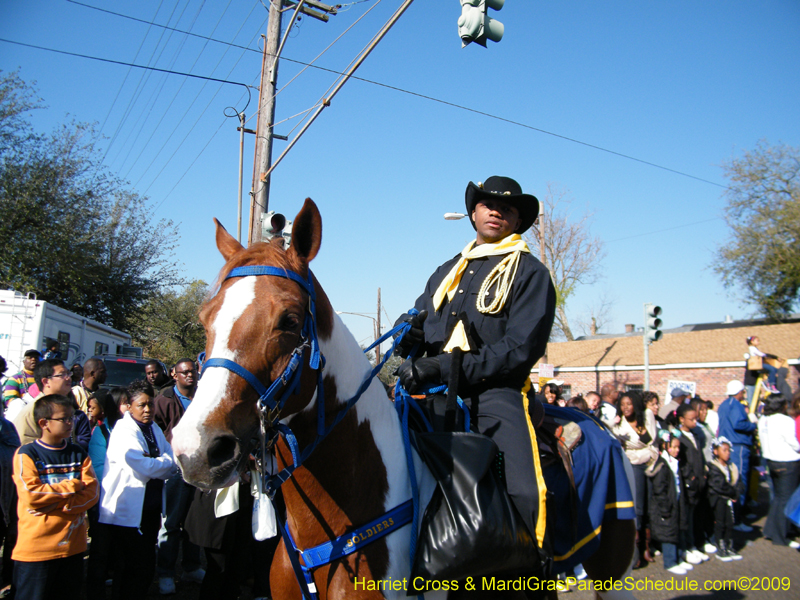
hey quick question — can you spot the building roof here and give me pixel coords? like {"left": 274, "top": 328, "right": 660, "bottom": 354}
{"left": 546, "top": 322, "right": 800, "bottom": 368}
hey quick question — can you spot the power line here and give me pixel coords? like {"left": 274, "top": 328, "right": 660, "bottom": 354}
{"left": 120, "top": 0, "right": 242, "bottom": 179}
{"left": 64, "top": 1, "right": 728, "bottom": 190}
{"left": 606, "top": 217, "right": 723, "bottom": 243}
{"left": 95, "top": 1, "right": 160, "bottom": 138}
{"left": 137, "top": 15, "right": 265, "bottom": 192}
{"left": 102, "top": 0, "right": 187, "bottom": 166}
{"left": 0, "top": 38, "right": 255, "bottom": 94}
{"left": 113, "top": 0, "right": 211, "bottom": 173}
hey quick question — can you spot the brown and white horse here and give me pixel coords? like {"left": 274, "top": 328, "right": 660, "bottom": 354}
{"left": 172, "top": 199, "right": 635, "bottom": 600}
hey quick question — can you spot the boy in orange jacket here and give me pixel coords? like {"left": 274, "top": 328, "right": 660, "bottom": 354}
{"left": 12, "top": 394, "right": 98, "bottom": 600}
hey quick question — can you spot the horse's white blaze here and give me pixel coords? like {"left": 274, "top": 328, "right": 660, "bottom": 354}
{"left": 172, "top": 277, "right": 256, "bottom": 459}
{"left": 318, "top": 314, "right": 439, "bottom": 597}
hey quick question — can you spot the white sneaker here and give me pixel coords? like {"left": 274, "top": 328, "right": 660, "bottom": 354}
{"left": 159, "top": 577, "right": 176, "bottom": 595}
{"left": 667, "top": 565, "right": 687, "bottom": 575}
{"left": 790, "top": 541, "right": 800, "bottom": 549}
{"left": 697, "top": 551, "right": 710, "bottom": 561}
{"left": 573, "top": 563, "right": 588, "bottom": 580}
{"left": 181, "top": 568, "right": 206, "bottom": 584}
{"left": 733, "top": 522, "right": 754, "bottom": 532}
{"left": 685, "top": 551, "right": 702, "bottom": 564}
{"left": 703, "top": 543, "right": 717, "bottom": 554}
{"left": 678, "top": 561, "right": 694, "bottom": 571}
{"left": 716, "top": 551, "right": 733, "bottom": 562}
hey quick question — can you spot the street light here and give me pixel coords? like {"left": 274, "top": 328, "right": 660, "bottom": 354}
{"left": 336, "top": 311, "right": 382, "bottom": 363}
{"left": 444, "top": 212, "right": 467, "bottom": 220}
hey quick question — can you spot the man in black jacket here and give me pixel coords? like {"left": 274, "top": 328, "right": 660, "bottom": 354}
{"left": 396, "top": 176, "right": 556, "bottom": 549}
{"left": 154, "top": 358, "right": 204, "bottom": 594}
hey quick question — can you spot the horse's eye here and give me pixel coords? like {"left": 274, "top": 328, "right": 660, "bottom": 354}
{"left": 279, "top": 313, "right": 301, "bottom": 332}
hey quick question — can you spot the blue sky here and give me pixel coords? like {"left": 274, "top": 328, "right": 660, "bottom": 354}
{"left": 2, "top": 0, "right": 799, "bottom": 350}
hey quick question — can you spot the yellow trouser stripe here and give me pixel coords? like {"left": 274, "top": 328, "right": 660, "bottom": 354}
{"left": 521, "top": 378, "right": 548, "bottom": 548}
{"left": 606, "top": 501, "right": 634, "bottom": 510}
{"left": 554, "top": 525, "right": 603, "bottom": 562}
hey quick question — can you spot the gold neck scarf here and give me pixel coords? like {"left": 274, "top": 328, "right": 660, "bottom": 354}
{"left": 432, "top": 234, "right": 530, "bottom": 313}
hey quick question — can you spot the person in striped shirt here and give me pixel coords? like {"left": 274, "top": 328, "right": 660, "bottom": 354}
{"left": 2, "top": 350, "right": 40, "bottom": 410}
{"left": 11, "top": 393, "right": 98, "bottom": 599}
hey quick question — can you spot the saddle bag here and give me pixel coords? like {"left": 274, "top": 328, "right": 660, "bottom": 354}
{"left": 410, "top": 430, "right": 540, "bottom": 584}
{"left": 409, "top": 348, "right": 540, "bottom": 585}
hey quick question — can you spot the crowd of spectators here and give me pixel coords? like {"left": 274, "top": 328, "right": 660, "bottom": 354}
{"left": 551, "top": 368, "right": 800, "bottom": 577}
{"left": 0, "top": 352, "right": 276, "bottom": 600}
{"left": 0, "top": 341, "right": 797, "bottom": 596}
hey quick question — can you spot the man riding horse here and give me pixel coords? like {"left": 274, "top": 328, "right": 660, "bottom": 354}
{"left": 396, "top": 175, "right": 556, "bottom": 552}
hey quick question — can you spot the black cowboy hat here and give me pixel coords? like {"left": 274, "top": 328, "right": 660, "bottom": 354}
{"left": 464, "top": 176, "right": 539, "bottom": 234}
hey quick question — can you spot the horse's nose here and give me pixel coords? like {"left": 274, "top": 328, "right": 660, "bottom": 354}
{"left": 207, "top": 434, "right": 239, "bottom": 468}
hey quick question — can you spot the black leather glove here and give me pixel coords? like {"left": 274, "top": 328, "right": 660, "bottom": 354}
{"left": 394, "top": 310, "right": 428, "bottom": 358}
{"left": 396, "top": 356, "right": 441, "bottom": 395}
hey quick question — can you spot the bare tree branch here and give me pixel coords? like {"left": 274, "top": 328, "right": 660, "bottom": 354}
{"left": 524, "top": 182, "right": 607, "bottom": 341}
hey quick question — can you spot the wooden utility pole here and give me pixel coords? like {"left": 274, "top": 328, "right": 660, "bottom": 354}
{"left": 248, "top": 0, "right": 283, "bottom": 246}
{"left": 247, "top": 1, "right": 339, "bottom": 246}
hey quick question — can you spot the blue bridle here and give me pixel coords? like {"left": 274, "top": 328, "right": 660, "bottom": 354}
{"left": 198, "top": 264, "right": 406, "bottom": 496}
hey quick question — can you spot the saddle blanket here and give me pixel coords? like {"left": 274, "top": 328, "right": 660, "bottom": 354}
{"left": 541, "top": 405, "right": 636, "bottom": 573}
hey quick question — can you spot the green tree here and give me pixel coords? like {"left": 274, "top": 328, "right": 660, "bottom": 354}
{"left": 713, "top": 141, "right": 800, "bottom": 318}
{"left": 0, "top": 72, "right": 181, "bottom": 332}
{"left": 131, "top": 280, "right": 209, "bottom": 365}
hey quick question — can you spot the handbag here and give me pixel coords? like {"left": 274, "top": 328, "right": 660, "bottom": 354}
{"left": 409, "top": 348, "right": 540, "bottom": 584}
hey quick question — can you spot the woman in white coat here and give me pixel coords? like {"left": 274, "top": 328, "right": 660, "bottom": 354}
{"left": 99, "top": 380, "right": 176, "bottom": 599}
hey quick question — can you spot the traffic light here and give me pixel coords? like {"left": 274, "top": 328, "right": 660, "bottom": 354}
{"left": 645, "top": 304, "right": 662, "bottom": 343}
{"left": 458, "top": 0, "right": 505, "bottom": 48}
{"left": 261, "top": 211, "right": 292, "bottom": 247}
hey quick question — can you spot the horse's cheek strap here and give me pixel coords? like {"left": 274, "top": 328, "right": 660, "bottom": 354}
{"left": 202, "top": 358, "right": 269, "bottom": 398}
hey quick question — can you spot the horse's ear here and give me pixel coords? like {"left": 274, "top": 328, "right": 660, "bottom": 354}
{"left": 215, "top": 218, "right": 244, "bottom": 261}
{"left": 289, "top": 198, "right": 321, "bottom": 262}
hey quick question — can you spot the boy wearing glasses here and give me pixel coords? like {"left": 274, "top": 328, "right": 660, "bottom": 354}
{"left": 11, "top": 394, "right": 98, "bottom": 599}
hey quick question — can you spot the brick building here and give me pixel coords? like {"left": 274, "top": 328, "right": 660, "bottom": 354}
{"left": 535, "top": 318, "right": 800, "bottom": 406}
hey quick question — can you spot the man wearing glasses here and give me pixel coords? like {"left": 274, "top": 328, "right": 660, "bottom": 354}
{"left": 11, "top": 360, "right": 75, "bottom": 445}
{"left": 153, "top": 359, "right": 205, "bottom": 594}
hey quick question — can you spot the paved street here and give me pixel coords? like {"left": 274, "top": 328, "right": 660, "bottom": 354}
{"left": 568, "top": 480, "right": 800, "bottom": 600}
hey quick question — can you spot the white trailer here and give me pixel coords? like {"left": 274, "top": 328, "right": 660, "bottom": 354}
{"left": 0, "top": 290, "right": 137, "bottom": 373}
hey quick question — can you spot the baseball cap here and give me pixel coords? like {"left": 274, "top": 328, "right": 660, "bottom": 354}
{"left": 726, "top": 380, "right": 745, "bottom": 396}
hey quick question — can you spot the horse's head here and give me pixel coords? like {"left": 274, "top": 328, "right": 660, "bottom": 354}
{"left": 172, "top": 198, "right": 332, "bottom": 489}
